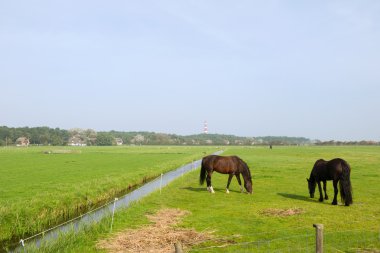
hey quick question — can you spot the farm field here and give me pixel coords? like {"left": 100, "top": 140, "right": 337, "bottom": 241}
{"left": 22, "top": 145, "right": 380, "bottom": 253}
{"left": 0, "top": 146, "right": 219, "bottom": 250}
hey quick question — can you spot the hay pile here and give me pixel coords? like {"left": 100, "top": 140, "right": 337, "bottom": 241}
{"left": 97, "top": 208, "right": 213, "bottom": 253}
{"left": 261, "top": 208, "right": 304, "bottom": 217}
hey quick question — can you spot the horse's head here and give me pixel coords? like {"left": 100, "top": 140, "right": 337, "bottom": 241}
{"left": 244, "top": 178, "right": 253, "bottom": 194}
{"left": 307, "top": 178, "right": 316, "bottom": 198}
{"left": 238, "top": 158, "right": 253, "bottom": 194}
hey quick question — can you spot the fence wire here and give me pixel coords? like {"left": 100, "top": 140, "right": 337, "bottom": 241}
{"left": 192, "top": 227, "right": 380, "bottom": 253}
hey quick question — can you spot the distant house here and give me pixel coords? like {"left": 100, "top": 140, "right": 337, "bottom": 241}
{"left": 115, "top": 138, "right": 123, "bottom": 146}
{"left": 68, "top": 136, "right": 87, "bottom": 146}
{"left": 16, "top": 137, "right": 30, "bottom": 147}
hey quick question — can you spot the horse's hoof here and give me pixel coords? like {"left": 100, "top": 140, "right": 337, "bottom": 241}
{"left": 226, "top": 189, "right": 230, "bottom": 194}
{"left": 319, "top": 198, "right": 323, "bottom": 202}
{"left": 332, "top": 201, "right": 337, "bottom": 205}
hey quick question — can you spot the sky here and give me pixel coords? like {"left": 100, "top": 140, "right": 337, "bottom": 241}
{"left": 1, "top": 1, "right": 379, "bottom": 141}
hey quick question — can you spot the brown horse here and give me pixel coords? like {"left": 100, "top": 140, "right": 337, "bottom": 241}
{"left": 199, "top": 155, "right": 252, "bottom": 194}
{"left": 307, "top": 158, "right": 353, "bottom": 206}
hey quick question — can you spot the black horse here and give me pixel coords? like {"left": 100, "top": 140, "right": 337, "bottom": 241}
{"left": 307, "top": 158, "right": 353, "bottom": 206}
{"left": 199, "top": 155, "right": 252, "bottom": 194}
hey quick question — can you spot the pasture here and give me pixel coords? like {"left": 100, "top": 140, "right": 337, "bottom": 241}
{"left": 3, "top": 146, "right": 380, "bottom": 252}
{"left": 0, "top": 146, "right": 218, "bottom": 250}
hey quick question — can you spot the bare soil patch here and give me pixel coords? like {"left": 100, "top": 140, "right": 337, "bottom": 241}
{"left": 97, "top": 208, "right": 213, "bottom": 253}
{"left": 261, "top": 208, "right": 304, "bottom": 217}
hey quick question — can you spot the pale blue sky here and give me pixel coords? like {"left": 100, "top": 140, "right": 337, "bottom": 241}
{"left": 1, "top": 1, "right": 379, "bottom": 141}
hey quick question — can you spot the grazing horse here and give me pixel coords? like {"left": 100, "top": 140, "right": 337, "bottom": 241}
{"left": 199, "top": 155, "right": 252, "bottom": 194}
{"left": 307, "top": 158, "right": 353, "bottom": 206}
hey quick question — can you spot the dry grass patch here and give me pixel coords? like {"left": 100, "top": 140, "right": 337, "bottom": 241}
{"left": 97, "top": 208, "right": 213, "bottom": 253}
{"left": 261, "top": 208, "right": 304, "bottom": 217}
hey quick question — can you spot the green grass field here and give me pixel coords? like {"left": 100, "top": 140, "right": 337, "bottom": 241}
{"left": 2, "top": 146, "right": 380, "bottom": 252}
{"left": 0, "top": 146, "right": 218, "bottom": 250}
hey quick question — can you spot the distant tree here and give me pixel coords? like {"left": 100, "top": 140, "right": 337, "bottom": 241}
{"left": 85, "top": 129, "right": 97, "bottom": 146}
{"left": 39, "top": 134, "right": 50, "bottom": 145}
{"left": 50, "top": 135, "right": 63, "bottom": 146}
{"left": 131, "top": 134, "right": 145, "bottom": 145}
{"left": 95, "top": 132, "right": 114, "bottom": 146}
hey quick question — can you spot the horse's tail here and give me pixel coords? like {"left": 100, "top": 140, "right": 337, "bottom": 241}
{"left": 199, "top": 160, "right": 207, "bottom": 185}
{"left": 339, "top": 160, "right": 353, "bottom": 206}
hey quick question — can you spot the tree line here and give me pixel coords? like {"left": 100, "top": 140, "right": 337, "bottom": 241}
{"left": 0, "top": 126, "right": 378, "bottom": 146}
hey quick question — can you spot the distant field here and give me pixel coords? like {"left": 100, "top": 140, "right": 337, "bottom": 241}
{"left": 25, "top": 145, "right": 380, "bottom": 252}
{"left": 0, "top": 146, "right": 218, "bottom": 249}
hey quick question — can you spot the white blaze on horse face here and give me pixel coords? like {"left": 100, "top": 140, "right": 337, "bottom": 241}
{"left": 226, "top": 188, "right": 230, "bottom": 194}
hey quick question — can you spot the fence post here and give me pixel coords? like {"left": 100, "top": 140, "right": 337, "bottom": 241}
{"left": 160, "top": 173, "right": 163, "bottom": 194}
{"left": 110, "top": 198, "right": 118, "bottom": 232}
{"left": 313, "top": 224, "right": 323, "bottom": 253}
{"left": 174, "top": 242, "right": 183, "bottom": 253}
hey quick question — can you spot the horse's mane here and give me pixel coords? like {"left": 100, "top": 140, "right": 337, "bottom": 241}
{"left": 314, "top": 159, "right": 326, "bottom": 167}
{"left": 238, "top": 158, "right": 251, "bottom": 179}
{"left": 310, "top": 159, "right": 327, "bottom": 179}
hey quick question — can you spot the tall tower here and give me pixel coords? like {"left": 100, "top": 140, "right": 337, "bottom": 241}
{"left": 203, "top": 121, "right": 208, "bottom": 134}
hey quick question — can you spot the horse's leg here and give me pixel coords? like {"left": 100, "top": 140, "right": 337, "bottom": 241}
{"left": 323, "top": 180, "right": 328, "bottom": 200}
{"left": 317, "top": 181, "right": 323, "bottom": 202}
{"left": 206, "top": 171, "right": 215, "bottom": 193}
{"left": 235, "top": 174, "right": 244, "bottom": 192}
{"left": 226, "top": 174, "right": 233, "bottom": 193}
{"left": 332, "top": 180, "right": 338, "bottom": 205}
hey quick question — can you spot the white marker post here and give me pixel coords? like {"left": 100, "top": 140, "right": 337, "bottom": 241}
{"left": 110, "top": 198, "right": 118, "bottom": 232}
{"left": 160, "top": 173, "right": 163, "bottom": 194}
